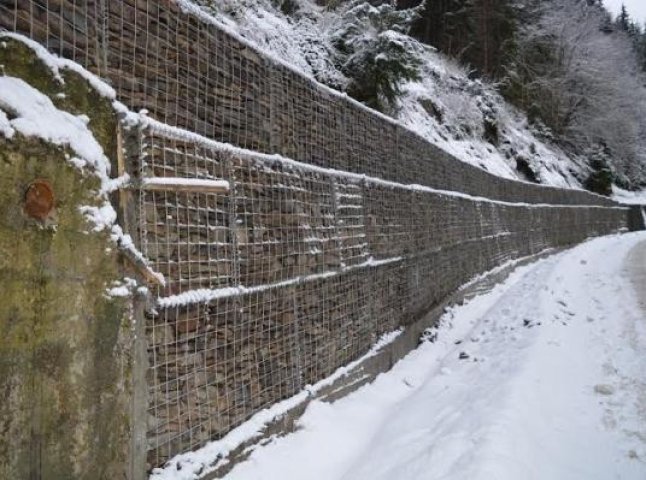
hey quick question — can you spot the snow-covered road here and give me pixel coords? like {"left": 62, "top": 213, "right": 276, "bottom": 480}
{"left": 224, "top": 233, "right": 646, "bottom": 480}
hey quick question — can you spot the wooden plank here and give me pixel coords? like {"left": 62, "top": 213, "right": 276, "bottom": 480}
{"left": 137, "top": 177, "right": 230, "bottom": 194}
{"left": 118, "top": 244, "right": 166, "bottom": 287}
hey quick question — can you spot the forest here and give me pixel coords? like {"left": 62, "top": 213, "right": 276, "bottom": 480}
{"left": 395, "top": 0, "right": 646, "bottom": 193}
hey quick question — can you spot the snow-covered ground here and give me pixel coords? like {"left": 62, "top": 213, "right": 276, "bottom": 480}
{"left": 223, "top": 232, "right": 646, "bottom": 480}
{"left": 614, "top": 186, "right": 646, "bottom": 205}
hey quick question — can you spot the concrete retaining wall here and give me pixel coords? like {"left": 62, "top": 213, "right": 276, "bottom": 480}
{"left": 0, "top": 39, "right": 137, "bottom": 480}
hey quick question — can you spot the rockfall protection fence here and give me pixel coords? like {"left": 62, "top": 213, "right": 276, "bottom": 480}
{"left": 129, "top": 119, "right": 627, "bottom": 469}
{"left": 0, "top": 0, "right": 632, "bottom": 472}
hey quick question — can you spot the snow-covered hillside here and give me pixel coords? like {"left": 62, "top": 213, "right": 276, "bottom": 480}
{"left": 197, "top": 0, "right": 590, "bottom": 188}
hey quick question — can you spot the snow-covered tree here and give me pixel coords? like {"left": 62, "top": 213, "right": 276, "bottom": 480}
{"left": 329, "top": 1, "right": 425, "bottom": 111}
{"left": 503, "top": 0, "right": 646, "bottom": 189}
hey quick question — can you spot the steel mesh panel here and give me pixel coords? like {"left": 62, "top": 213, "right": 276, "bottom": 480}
{"left": 365, "top": 183, "right": 411, "bottom": 259}
{"left": 231, "top": 156, "right": 341, "bottom": 287}
{"left": 370, "top": 261, "right": 408, "bottom": 335}
{"left": 270, "top": 64, "right": 343, "bottom": 168}
{"left": 295, "top": 269, "right": 372, "bottom": 385}
{"left": 0, "top": 0, "right": 103, "bottom": 72}
{"left": 139, "top": 128, "right": 233, "bottom": 297}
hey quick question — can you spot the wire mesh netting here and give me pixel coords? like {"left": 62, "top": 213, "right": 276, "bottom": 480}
{"left": 133, "top": 120, "right": 627, "bottom": 468}
{"left": 0, "top": 0, "right": 631, "bottom": 471}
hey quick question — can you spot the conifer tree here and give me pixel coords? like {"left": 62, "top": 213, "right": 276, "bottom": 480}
{"left": 330, "top": 1, "right": 425, "bottom": 112}
{"left": 400, "top": 0, "right": 517, "bottom": 78}
{"left": 615, "top": 4, "right": 631, "bottom": 32}
{"left": 639, "top": 28, "right": 646, "bottom": 70}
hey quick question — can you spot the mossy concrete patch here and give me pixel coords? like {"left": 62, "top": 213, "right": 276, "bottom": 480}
{"left": 0, "top": 38, "right": 118, "bottom": 157}
{"left": 0, "top": 41, "right": 135, "bottom": 480}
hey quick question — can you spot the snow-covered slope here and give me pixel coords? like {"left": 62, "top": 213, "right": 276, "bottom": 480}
{"left": 199, "top": 0, "right": 589, "bottom": 188}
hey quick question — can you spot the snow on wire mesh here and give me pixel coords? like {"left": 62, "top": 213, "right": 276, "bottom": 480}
{"left": 136, "top": 118, "right": 625, "bottom": 469}
{"left": 0, "top": 0, "right": 630, "bottom": 471}
{"left": 137, "top": 119, "right": 407, "bottom": 468}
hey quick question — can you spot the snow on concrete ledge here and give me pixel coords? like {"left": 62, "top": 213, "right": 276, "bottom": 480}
{"left": 0, "top": 33, "right": 164, "bottom": 291}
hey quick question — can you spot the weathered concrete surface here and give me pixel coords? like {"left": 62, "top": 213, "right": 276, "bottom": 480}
{"left": 628, "top": 206, "right": 646, "bottom": 232}
{"left": 0, "top": 40, "right": 137, "bottom": 480}
{"left": 627, "top": 237, "right": 646, "bottom": 314}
